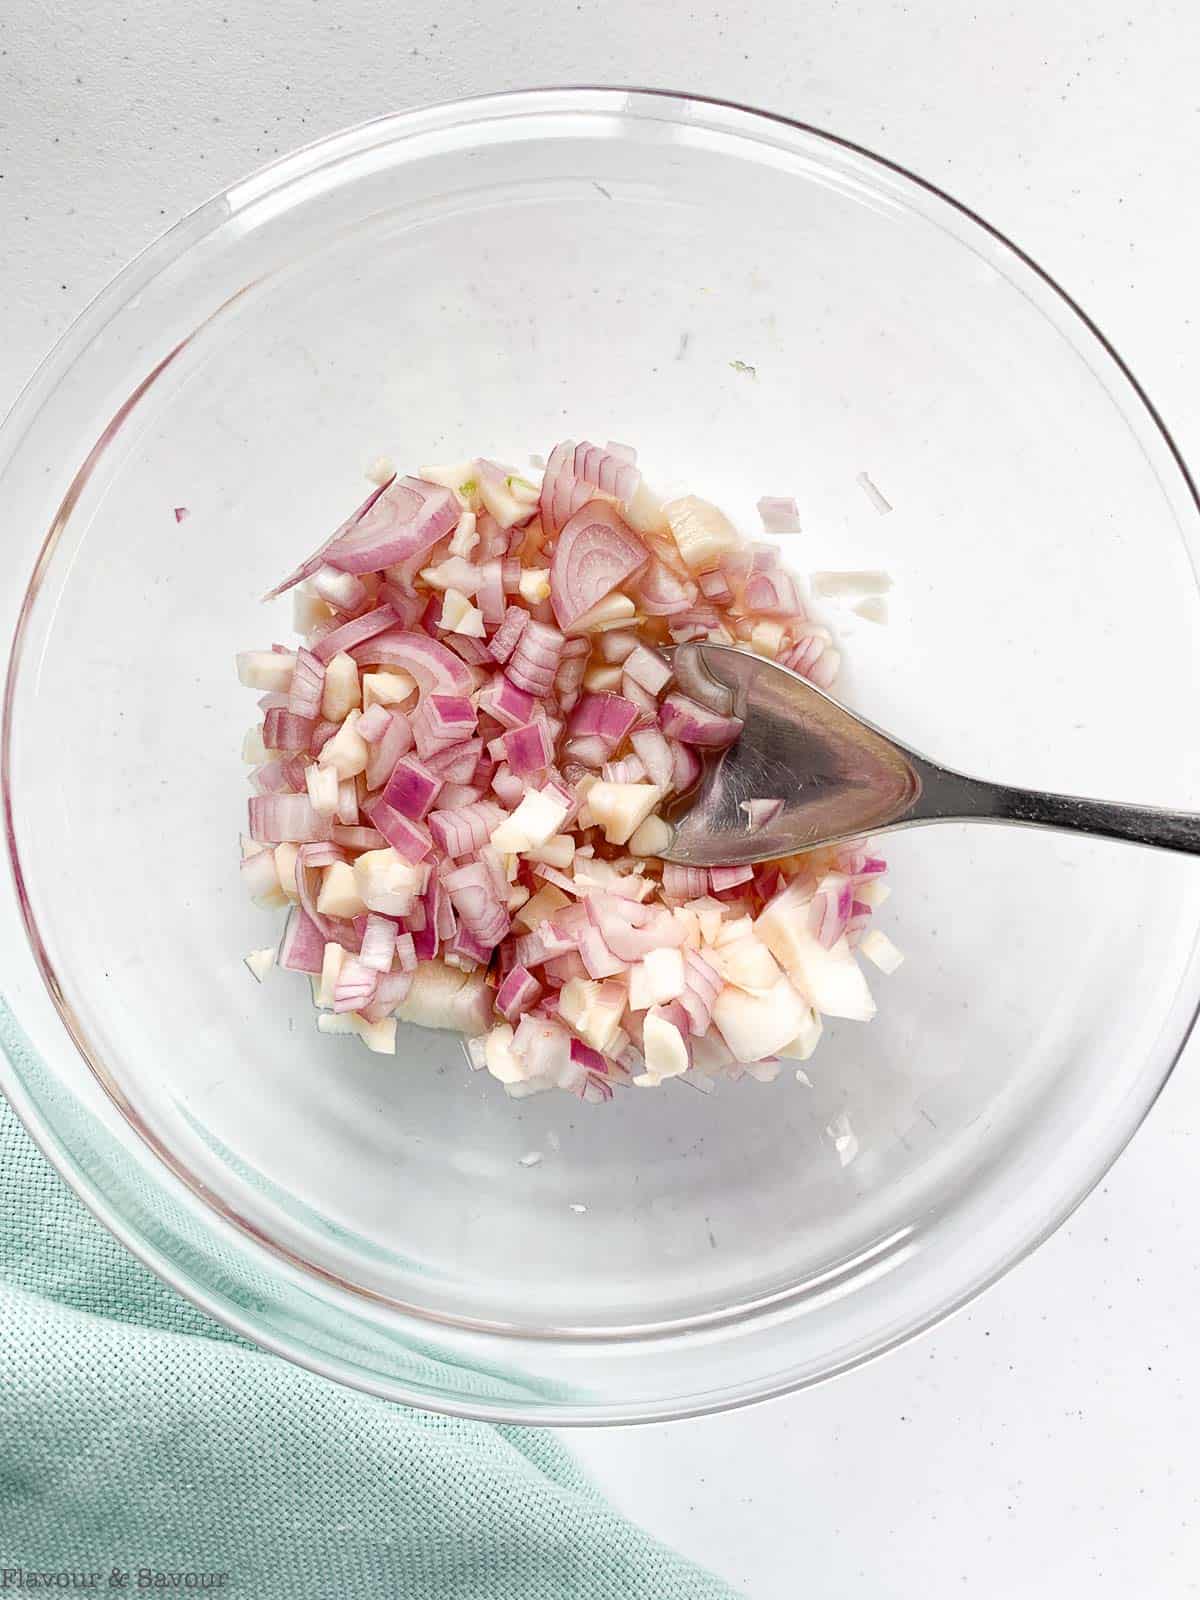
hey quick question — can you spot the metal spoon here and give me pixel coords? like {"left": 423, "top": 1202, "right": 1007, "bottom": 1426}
{"left": 659, "top": 642, "right": 1200, "bottom": 868}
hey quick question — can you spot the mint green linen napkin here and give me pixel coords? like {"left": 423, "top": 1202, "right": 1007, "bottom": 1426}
{"left": 0, "top": 1094, "right": 739, "bottom": 1597}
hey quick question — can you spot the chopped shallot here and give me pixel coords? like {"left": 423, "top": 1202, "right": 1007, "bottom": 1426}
{"left": 239, "top": 436, "right": 898, "bottom": 1083}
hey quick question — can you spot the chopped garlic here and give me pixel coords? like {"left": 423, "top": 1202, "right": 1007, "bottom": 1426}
{"left": 362, "top": 669, "right": 416, "bottom": 709}
{"left": 860, "top": 929, "right": 904, "bottom": 974}
{"left": 690, "top": 897, "right": 726, "bottom": 946}
{"left": 619, "top": 476, "right": 667, "bottom": 537}
{"left": 628, "top": 814, "right": 672, "bottom": 857}
{"left": 711, "top": 977, "right": 811, "bottom": 1063}
{"left": 440, "top": 588, "right": 486, "bottom": 637}
{"left": 489, "top": 790, "right": 569, "bottom": 853}
{"left": 317, "top": 942, "right": 345, "bottom": 1009}
{"left": 317, "top": 1012, "right": 357, "bottom": 1036}
{"left": 559, "top": 978, "right": 624, "bottom": 1054}
{"left": 509, "top": 475, "right": 540, "bottom": 506}
{"left": 713, "top": 914, "right": 755, "bottom": 947}
{"left": 317, "top": 861, "right": 365, "bottom": 919}
{"left": 583, "top": 661, "right": 624, "bottom": 692}
{"left": 639, "top": 1010, "right": 691, "bottom": 1083}
{"left": 352, "top": 1014, "right": 397, "bottom": 1054}
{"left": 597, "top": 628, "right": 639, "bottom": 664}
{"left": 663, "top": 496, "right": 742, "bottom": 574}
{"left": 573, "top": 857, "right": 653, "bottom": 901}
{"left": 784, "top": 932, "right": 876, "bottom": 1022}
{"left": 274, "top": 843, "right": 300, "bottom": 900}
{"left": 753, "top": 878, "right": 814, "bottom": 968}
{"left": 293, "top": 589, "right": 335, "bottom": 635}
{"left": 484, "top": 1023, "right": 528, "bottom": 1083}
{"left": 393, "top": 960, "right": 492, "bottom": 1036}
{"left": 750, "top": 619, "right": 786, "bottom": 658}
{"left": 321, "top": 652, "right": 361, "bottom": 722}
{"left": 514, "top": 883, "right": 571, "bottom": 930}
{"left": 628, "top": 947, "right": 686, "bottom": 1010}
{"left": 557, "top": 977, "right": 595, "bottom": 1031}
{"left": 564, "top": 592, "right": 637, "bottom": 635}
{"left": 572, "top": 772, "right": 598, "bottom": 829}
{"left": 777, "top": 1007, "right": 823, "bottom": 1061}
{"left": 478, "top": 471, "right": 533, "bottom": 529}
{"left": 421, "top": 560, "right": 477, "bottom": 592}
{"left": 523, "top": 834, "right": 575, "bottom": 869}
{"left": 353, "top": 847, "right": 423, "bottom": 917}
{"left": 708, "top": 934, "right": 781, "bottom": 993}
{"left": 236, "top": 650, "right": 296, "bottom": 693}
{"left": 317, "top": 708, "right": 368, "bottom": 779}
{"left": 671, "top": 905, "right": 701, "bottom": 950}
{"left": 244, "top": 947, "right": 276, "bottom": 983}
{"left": 586, "top": 996, "right": 627, "bottom": 1056}
{"left": 306, "top": 761, "right": 340, "bottom": 816}
{"left": 243, "top": 849, "right": 287, "bottom": 909}
{"left": 418, "top": 461, "right": 476, "bottom": 493}
{"left": 365, "top": 454, "right": 396, "bottom": 485}
{"left": 855, "top": 879, "right": 891, "bottom": 909}
{"left": 585, "top": 782, "right": 662, "bottom": 846}
{"left": 448, "top": 511, "right": 478, "bottom": 559}
{"left": 518, "top": 568, "right": 551, "bottom": 605}
{"left": 316, "top": 568, "right": 364, "bottom": 612}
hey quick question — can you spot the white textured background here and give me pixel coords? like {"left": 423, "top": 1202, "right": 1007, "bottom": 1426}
{"left": 4, "top": 3, "right": 1200, "bottom": 1594}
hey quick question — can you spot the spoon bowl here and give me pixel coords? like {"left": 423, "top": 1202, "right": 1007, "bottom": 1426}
{"left": 662, "top": 642, "right": 1200, "bottom": 866}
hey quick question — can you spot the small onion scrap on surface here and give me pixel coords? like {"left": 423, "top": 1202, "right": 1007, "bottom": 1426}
{"left": 237, "top": 440, "right": 900, "bottom": 1106}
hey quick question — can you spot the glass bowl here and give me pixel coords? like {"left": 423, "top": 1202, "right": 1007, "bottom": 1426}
{"left": 2, "top": 89, "right": 1199, "bottom": 1425}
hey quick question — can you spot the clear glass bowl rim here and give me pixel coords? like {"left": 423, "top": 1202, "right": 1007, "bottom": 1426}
{"left": 2, "top": 86, "right": 1199, "bottom": 1425}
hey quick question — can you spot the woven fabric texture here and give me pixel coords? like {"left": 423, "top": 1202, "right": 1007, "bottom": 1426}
{"left": 0, "top": 1090, "right": 740, "bottom": 1598}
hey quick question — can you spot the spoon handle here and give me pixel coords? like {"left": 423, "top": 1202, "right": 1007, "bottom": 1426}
{"left": 912, "top": 764, "right": 1200, "bottom": 855}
